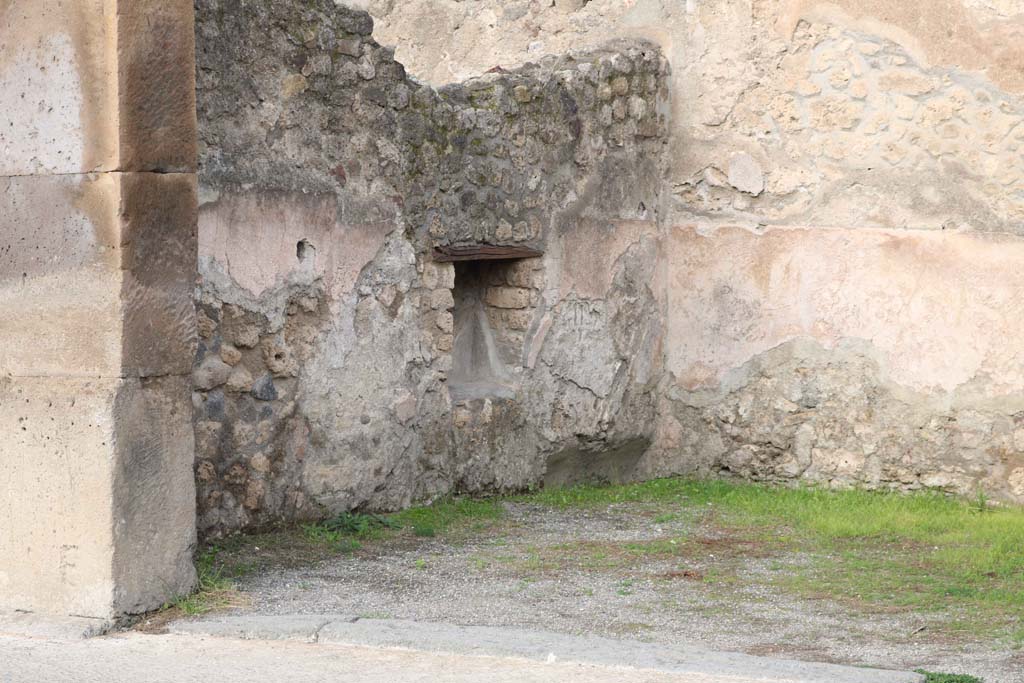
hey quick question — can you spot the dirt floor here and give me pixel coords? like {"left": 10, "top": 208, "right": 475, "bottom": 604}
{"left": 151, "top": 496, "right": 1023, "bottom": 683}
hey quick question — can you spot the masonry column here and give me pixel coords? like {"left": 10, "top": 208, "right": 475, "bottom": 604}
{"left": 0, "top": 0, "right": 198, "bottom": 619}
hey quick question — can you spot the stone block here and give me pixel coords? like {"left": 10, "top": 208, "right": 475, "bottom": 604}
{"left": 0, "top": 174, "right": 123, "bottom": 377}
{"left": 0, "top": 0, "right": 119, "bottom": 175}
{"left": 110, "top": 375, "right": 197, "bottom": 615}
{"left": 0, "top": 0, "right": 196, "bottom": 176}
{"left": 485, "top": 286, "right": 532, "bottom": 309}
{"left": 0, "top": 173, "right": 196, "bottom": 378}
{"left": 119, "top": 172, "right": 199, "bottom": 377}
{"left": 504, "top": 309, "right": 533, "bottom": 331}
{"left": 0, "top": 376, "right": 195, "bottom": 619}
{"left": 505, "top": 259, "right": 541, "bottom": 288}
{"left": 0, "top": 0, "right": 197, "bottom": 624}
{"left": 0, "top": 377, "right": 118, "bottom": 617}
{"left": 116, "top": 0, "right": 197, "bottom": 172}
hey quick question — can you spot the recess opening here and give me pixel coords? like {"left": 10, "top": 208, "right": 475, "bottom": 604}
{"left": 296, "top": 239, "right": 316, "bottom": 268}
{"left": 447, "top": 255, "right": 541, "bottom": 401}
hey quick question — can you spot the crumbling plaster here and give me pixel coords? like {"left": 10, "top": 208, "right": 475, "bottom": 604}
{"left": 364, "top": 0, "right": 1024, "bottom": 233}
{"left": 193, "top": 0, "right": 669, "bottom": 536}
{"left": 335, "top": 0, "right": 1024, "bottom": 503}
{"left": 191, "top": 0, "right": 1024, "bottom": 540}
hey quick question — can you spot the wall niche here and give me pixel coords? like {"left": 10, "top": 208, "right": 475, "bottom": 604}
{"left": 440, "top": 248, "right": 543, "bottom": 402}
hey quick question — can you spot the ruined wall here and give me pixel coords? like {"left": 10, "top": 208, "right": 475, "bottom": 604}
{"left": 193, "top": 0, "right": 669, "bottom": 537}
{"left": 359, "top": 0, "right": 1024, "bottom": 502}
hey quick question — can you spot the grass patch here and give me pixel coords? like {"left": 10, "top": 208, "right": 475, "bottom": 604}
{"left": 301, "top": 524, "right": 363, "bottom": 553}
{"left": 301, "top": 511, "right": 403, "bottom": 552}
{"left": 514, "top": 478, "right": 1024, "bottom": 642}
{"left": 516, "top": 477, "right": 701, "bottom": 508}
{"left": 914, "top": 671, "right": 983, "bottom": 683}
{"left": 390, "top": 496, "right": 504, "bottom": 536}
{"left": 320, "top": 511, "right": 401, "bottom": 535}
{"left": 300, "top": 497, "right": 505, "bottom": 546}
{"left": 163, "top": 547, "right": 248, "bottom": 617}
{"left": 170, "top": 477, "right": 1023, "bottom": 649}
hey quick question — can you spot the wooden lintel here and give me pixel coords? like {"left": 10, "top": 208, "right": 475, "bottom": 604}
{"left": 432, "top": 244, "right": 544, "bottom": 262}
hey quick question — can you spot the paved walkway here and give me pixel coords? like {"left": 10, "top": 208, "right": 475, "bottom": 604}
{"left": 0, "top": 613, "right": 923, "bottom": 683}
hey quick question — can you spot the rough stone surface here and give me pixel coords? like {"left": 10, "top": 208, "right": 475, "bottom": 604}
{"left": 342, "top": 0, "right": 1024, "bottom": 505}
{"left": 367, "top": 0, "right": 1024, "bottom": 234}
{"left": 0, "top": 0, "right": 197, "bottom": 175}
{"left": 643, "top": 226, "right": 1024, "bottom": 502}
{"left": 193, "top": 0, "right": 668, "bottom": 536}
{"left": 5, "top": 0, "right": 1024, "bottom": 621}
{"left": 188, "top": 0, "right": 1024, "bottom": 539}
{"left": 0, "top": 376, "right": 196, "bottom": 619}
{"left": 0, "top": 0, "right": 118, "bottom": 175}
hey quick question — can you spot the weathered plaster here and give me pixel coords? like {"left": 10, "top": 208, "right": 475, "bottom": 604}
{"left": 350, "top": 0, "right": 1024, "bottom": 503}
{"left": 198, "top": 193, "right": 391, "bottom": 314}
{"left": 364, "top": 0, "right": 1024, "bottom": 234}
{"left": 192, "top": 0, "right": 668, "bottom": 536}
{"left": 774, "top": 0, "right": 1024, "bottom": 95}
{"left": 666, "top": 225, "right": 1024, "bottom": 397}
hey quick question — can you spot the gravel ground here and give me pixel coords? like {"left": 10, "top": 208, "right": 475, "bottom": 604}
{"left": 187, "top": 502, "right": 1022, "bottom": 682}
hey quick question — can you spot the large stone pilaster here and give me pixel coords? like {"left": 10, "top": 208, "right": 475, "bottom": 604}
{"left": 0, "top": 0, "right": 198, "bottom": 620}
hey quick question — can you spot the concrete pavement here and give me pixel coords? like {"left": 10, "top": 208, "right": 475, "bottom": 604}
{"left": 0, "top": 612, "right": 924, "bottom": 683}
{"left": 169, "top": 615, "right": 923, "bottom": 683}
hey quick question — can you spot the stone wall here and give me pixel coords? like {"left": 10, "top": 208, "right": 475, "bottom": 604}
{"left": 344, "top": 0, "right": 1024, "bottom": 503}
{"left": 192, "top": 0, "right": 1024, "bottom": 540}
{"left": 193, "top": 0, "right": 669, "bottom": 537}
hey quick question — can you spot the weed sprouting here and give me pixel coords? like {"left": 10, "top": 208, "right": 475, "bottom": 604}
{"left": 914, "top": 670, "right": 983, "bottom": 683}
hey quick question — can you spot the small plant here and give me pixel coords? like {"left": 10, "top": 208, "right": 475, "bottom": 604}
{"left": 163, "top": 547, "right": 246, "bottom": 616}
{"left": 914, "top": 670, "right": 983, "bottom": 683}
{"left": 390, "top": 496, "right": 504, "bottom": 537}
{"left": 320, "top": 511, "right": 400, "bottom": 535}
{"left": 969, "top": 489, "right": 992, "bottom": 514}
{"left": 358, "top": 611, "right": 392, "bottom": 620}
{"left": 414, "top": 558, "right": 427, "bottom": 570}
{"left": 301, "top": 523, "right": 363, "bottom": 553}
{"left": 302, "top": 511, "right": 400, "bottom": 551}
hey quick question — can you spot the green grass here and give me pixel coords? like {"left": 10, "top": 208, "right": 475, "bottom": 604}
{"left": 181, "top": 477, "right": 1024, "bottom": 645}
{"left": 516, "top": 478, "right": 1024, "bottom": 642}
{"left": 301, "top": 524, "right": 363, "bottom": 553}
{"left": 915, "top": 670, "right": 983, "bottom": 683}
{"left": 297, "top": 499, "right": 503, "bottom": 548}
{"left": 517, "top": 478, "right": 1024, "bottom": 581}
{"left": 516, "top": 476, "right": 703, "bottom": 508}
{"left": 301, "top": 511, "right": 403, "bottom": 552}
{"left": 164, "top": 547, "right": 246, "bottom": 616}
{"left": 390, "top": 496, "right": 504, "bottom": 535}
